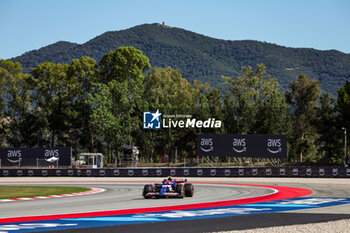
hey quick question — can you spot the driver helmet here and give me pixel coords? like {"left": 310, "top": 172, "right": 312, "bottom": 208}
{"left": 167, "top": 176, "right": 172, "bottom": 180}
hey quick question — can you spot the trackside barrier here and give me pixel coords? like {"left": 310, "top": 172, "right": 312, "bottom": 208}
{"left": 0, "top": 167, "right": 350, "bottom": 178}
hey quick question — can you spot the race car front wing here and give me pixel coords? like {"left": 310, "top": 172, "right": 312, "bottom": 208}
{"left": 145, "top": 192, "right": 181, "bottom": 198}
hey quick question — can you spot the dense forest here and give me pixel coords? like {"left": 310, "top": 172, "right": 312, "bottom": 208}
{"left": 1, "top": 46, "right": 349, "bottom": 165}
{"left": 12, "top": 23, "right": 350, "bottom": 97}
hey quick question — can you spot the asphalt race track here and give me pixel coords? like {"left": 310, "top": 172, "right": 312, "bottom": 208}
{"left": 0, "top": 177, "right": 350, "bottom": 233}
{"left": 0, "top": 182, "right": 274, "bottom": 219}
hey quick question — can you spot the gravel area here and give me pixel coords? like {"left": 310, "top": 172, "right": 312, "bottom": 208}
{"left": 216, "top": 219, "right": 350, "bottom": 233}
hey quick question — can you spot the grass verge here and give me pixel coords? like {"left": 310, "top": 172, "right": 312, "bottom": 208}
{"left": 0, "top": 186, "right": 91, "bottom": 199}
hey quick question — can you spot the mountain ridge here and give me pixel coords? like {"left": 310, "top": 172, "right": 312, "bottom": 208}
{"left": 11, "top": 23, "right": 350, "bottom": 96}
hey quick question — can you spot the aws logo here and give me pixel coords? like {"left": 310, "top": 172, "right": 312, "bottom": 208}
{"left": 267, "top": 139, "right": 282, "bottom": 154}
{"left": 233, "top": 138, "right": 246, "bottom": 153}
{"left": 44, "top": 149, "right": 59, "bottom": 162}
{"left": 7, "top": 150, "right": 22, "bottom": 163}
{"left": 200, "top": 138, "right": 213, "bottom": 152}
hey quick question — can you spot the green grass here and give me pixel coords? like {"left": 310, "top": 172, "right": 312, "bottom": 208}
{"left": 0, "top": 186, "right": 91, "bottom": 199}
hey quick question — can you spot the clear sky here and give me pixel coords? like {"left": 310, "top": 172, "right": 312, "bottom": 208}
{"left": 0, "top": 0, "right": 349, "bottom": 59}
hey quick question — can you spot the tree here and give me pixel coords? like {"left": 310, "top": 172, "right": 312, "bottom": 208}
{"left": 286, "top": 74, "right": 321, "bottom": 162}
{"left": 87, "top": 83, "right": 118, "bottom": 154}
{"left": 192, "top": 80, "right": 223, "bottom": 134}
{"left": 337, "top": 80, "right": 350, "bottom": 164}
{"left": 256, "top": 89, "right": 290, "bottom": 135}
{"left": 0, "top": 60, "right": 33, "bottom": 147}
{"left": 99, "top": 46, "right": 150, "bottom": 84}
{"left": 67, "top": 56, "right": 99, "bottom": 153}
{"left": 31, "top": 62, "right": 79, "bottom": 147}
{"left": 143, "top": 67, "right": 205, "bottom": 162}
{"left": 317, "top": 93, "right": 342, "bottom": 164}
{"left": 223, "top": 64, "right": 288, "bottom": 134}
{"left": 222, "top": 92, "right": 238, "bottom": 134}
{"left": 88, "top": 47, "right": 151, "bottom": 155}
{"left": 337, "top": 80, "right": 350, "bottom": 129}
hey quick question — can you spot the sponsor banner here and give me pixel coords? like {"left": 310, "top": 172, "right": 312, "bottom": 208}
{"left": 197, "top": 134, "right": 287, "bottom": 158}
{"left": 0, "top": 167, "right": 349, "bottom": 177}
{"left": 0, "top": 147, "right": 71, "bottom": 167}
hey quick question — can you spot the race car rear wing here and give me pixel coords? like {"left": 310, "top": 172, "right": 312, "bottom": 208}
{"left": 153, "top": 179, "right": 188, "bottom": 185}
{"left": 174, "top": 179, "right": 187, "bottom": 183}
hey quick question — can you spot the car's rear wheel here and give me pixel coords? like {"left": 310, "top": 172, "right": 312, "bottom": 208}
{"left": 176, "top": 184, "right": 184, "bottom": 198}
{"left": 184, "top": 184, "right": 194, "bottom": 197}
{"left": 143, "top": 184, "right": 152, "bottom": 199}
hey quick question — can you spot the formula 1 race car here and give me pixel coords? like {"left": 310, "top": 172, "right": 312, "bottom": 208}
{"left": 142, "top": 177, "right": 194, "bottom": 199}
